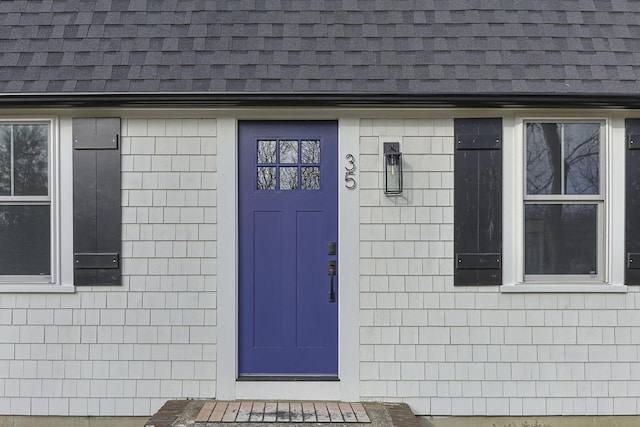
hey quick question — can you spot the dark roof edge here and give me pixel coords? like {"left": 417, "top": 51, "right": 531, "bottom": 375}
{"left": 2, "top": 92, "right": 640, "bottom": 109}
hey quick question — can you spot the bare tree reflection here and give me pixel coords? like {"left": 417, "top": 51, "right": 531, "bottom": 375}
{"left": 257, "top": 140, "right": 321, "bottom": 191}
{"left": 0, "top": 126, "right": 11, "bottom": 195}
{"left": 0, "top": 124, "right": 48, "bottom": 197}
{"left": 280, "top": 140, "right": 298, "bottom": 163}
{"left": 0, "top": 124, "right": 50, "bottom": 275}
{"left": 257, "top": 140, "right": 276, "bottom": 164}
{"left": 301, "top": 140, "right": 320, "bottom": 163}
{"left": 525, "top": 123, "right": 600, "bottom": 275}
{"left": 14, "top": 125, "right": 48, "bottom": 196}
{"left": 301, "top": 167, "right": 320, "bottom": 189}
{"left": 280, "top": 167, "right": 298, "bottom": 190}
{"left": 526, "top": 123, "right": 599, "bottom": 195}
{"left": 258, "top": 167, "right": 276, "bottom": 190}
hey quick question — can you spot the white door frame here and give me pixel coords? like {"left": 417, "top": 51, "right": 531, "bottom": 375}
{"left": 216, "top": 113, "right": 360, "bottom": 401}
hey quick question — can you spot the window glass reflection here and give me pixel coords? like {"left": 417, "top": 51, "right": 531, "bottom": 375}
{"left": 301, "top": 140, "right": 320, "bottom": 164}
{"left": 564, "top": 123, "right": 599, "bottom": 195}
{"left": 301, "top": 167, "right": 320, "bottom": 190}
{"left": 257, "top": 167, "right": 276, "bottom": 190}
{"left": 257, "top": 140, "right": 276, "bottom": 164}
{"left": 280, "top": 167, "right": 298, "bottom": 190}
{"left": 526, "top": 123, "right": 559, "bottom": 195}
{"left": 0, "top": 126, "right": 10, "bottom": 196}
{"left": 0, "top": 205, "right": 50, "bottom": 275}
{"left": 279, "top": 140, "right": 298, "bottom": 163}
{"left": 13, "top": 124, "right": 48, "bottom": 196}
{"left": 526, "top": 123, "right": 599, "bottom": 195}
{"left": 255, "top": 138, "right": 321, "bottom": 191}
{"left": 525, "top": 204, "right": 597, "bottom": 275}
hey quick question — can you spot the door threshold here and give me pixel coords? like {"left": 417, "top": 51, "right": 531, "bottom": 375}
{"left": 237, "top": 375, "right": 339, "bottom": 381}
{"left": 235, "top": 380, "right": 341, "bottom": 401}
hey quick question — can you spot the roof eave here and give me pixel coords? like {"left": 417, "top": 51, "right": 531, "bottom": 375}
{"left": 1, "top": 92, "right": 640, "bottom": 109}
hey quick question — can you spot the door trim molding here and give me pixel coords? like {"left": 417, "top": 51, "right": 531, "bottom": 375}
{"left": 236, "top": 381, "right": 341, "bottom": 401}
{"left": 216, "top": 115, "right": 239, "bottom": 400}
{"left": 237, "top": 375, "right": 339, "bottom": 381}
{"left": 337, "top": 117, "right": 361, "bottom": 401}
{"left": 216, "top": 115, "right": 360, "bottom": 401}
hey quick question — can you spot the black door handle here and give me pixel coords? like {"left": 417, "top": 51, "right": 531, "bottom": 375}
{"left": 327, "top": 260, "right": 336, "bottom": 303}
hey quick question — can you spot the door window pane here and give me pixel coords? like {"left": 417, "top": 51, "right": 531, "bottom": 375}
{"left": 525, "top": 204, "right": 597, "bottom": 275}
{"left": 301, "top": 140, "right": 320, "bottom": 163}
{"left": 301, "top": 167, "right": 320, "bottom": 190}
{"left": 257, "top": 167, "right": 276, "bottom": 190}
{"left": 255, "top": 138, "right": 321, "bottom": 191}
{"left": 257, "top": 140, "right": 276, "bottom": 164}
{"left": 279, "top": 140, "right": 298, "bottom": 163}
{"left": 280, "top": 167, "right": 298, "bottom": 190}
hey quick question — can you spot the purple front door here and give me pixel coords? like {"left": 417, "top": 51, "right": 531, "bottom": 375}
{"left": 238, "top": 121, "right": 338, "bottom": 378}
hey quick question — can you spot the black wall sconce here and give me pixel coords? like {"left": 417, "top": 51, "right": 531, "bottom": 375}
{"left": 383, "top": 142, "right": 403, "bottom": 195}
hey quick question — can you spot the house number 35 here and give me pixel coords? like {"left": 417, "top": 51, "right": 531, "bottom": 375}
{"left": 345, "top": 154, "right": 357, "bottom": 189}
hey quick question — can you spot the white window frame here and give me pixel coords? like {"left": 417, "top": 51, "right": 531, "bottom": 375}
{"left": 502, "top": 114, "right": 626, "bottom": 293}
{"left": 0, "top": 117, "right": 73, "bottom": 293}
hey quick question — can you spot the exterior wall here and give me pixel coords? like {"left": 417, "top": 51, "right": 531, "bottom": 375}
{"left": 1, "top": 111, "right": 640, "bottom": 418}
{"left": 358, "top": 116, "right": 640, "bottom": 417}
{"left": 0, "top": 116, "right": 217, "bottom": 416}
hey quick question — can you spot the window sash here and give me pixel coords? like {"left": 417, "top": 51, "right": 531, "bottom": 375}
{"left": 522, "top": 120, "right": 606, "bottom": 283}
{"left": 0, "top": 196, "right": 51, "bottom": 203}
{"left": 0, "top": 121, "right": 53, "bottom": 282}
{"left": 524, "top": 194, "right": 604, "bottom": 202}
{"left": 525, "top": 121, "right": 602, "bottom": 197}
{"left": 524, "top": 201, "right": 603, "bottom": 280}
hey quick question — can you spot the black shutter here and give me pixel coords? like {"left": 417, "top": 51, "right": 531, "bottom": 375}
{"left": 626, "top": 119, "right": 640, "bottom": 284}
{"left": 72, "top": 118, "right": 121, "bottom": 285}
{"left": 454, "top": 118, "right": 502, "bottom": 286}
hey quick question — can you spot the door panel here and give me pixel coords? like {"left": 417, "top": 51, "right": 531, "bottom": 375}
{"left": 238, "top": 120, "right": 338, "bottom": 377}
{"left": 296, "top": 211, "right": 327, "bottom": 349}
{"left": 253, "top": 210, "right": 283, "bottom": 349}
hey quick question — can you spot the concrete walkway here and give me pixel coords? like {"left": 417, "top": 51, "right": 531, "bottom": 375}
{"left": 145, "top": 401, "right": 418, "bottom": 427}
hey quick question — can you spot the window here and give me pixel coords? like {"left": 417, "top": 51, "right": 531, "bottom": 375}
{"left": 0, "top": 122, "right": 53, "bottom": 282}
{"left": 524, "top": 121, "right": 604, "bottom": 281}
{"left": 256, "top": 139, "right": 321, "bottom": 191}
{"left": 455, "top": 115, "right": 626, "bottom": 291}
{"left": 499, "top": 116, "right": 629, "bottom": 292}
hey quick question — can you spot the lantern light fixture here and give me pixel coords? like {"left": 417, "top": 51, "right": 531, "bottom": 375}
{"left": 383, "top": 142, "right": 403, "bottom": 195}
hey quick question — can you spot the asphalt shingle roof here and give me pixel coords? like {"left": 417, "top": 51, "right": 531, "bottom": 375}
{"left": 2, "top": 0, "right": 640, "bottom": 96}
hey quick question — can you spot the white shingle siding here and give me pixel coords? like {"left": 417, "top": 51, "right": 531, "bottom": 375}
{"left": 359, "top": 118, "right": 452, "bottom": 411}
{"left": 0, "top": 118, "right": 217, "bottom": 416}
{"left": 3, "top": 113, "right": 640, "bottom": 418}
{"left": 358, "top": 117, "right": 640, "bottom": 417}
